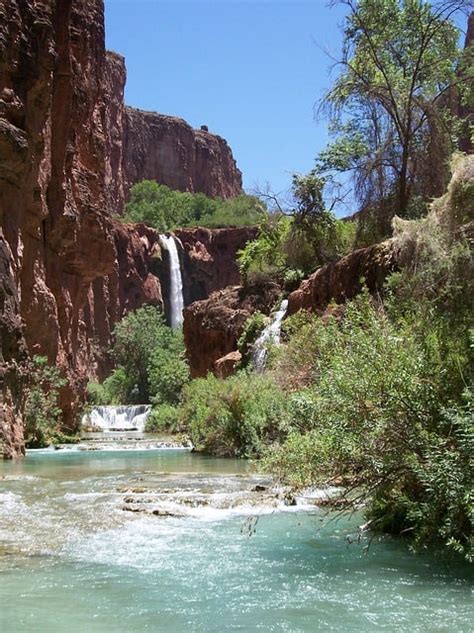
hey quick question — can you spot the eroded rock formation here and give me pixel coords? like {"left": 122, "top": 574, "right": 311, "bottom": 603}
{"left": 175, "top": 226, "right": 257, "bottom": 304}
{"left": 183, "top": 283, "right": 281, "bottom": 377}
{"left": 123, "top": 108, "right": 242, "bottom": 201}
{"left": 0, "top": 233, "right": 27, "bottom": 458}
{"left": 287, "top": 241, "right": 398, "bottom": 315}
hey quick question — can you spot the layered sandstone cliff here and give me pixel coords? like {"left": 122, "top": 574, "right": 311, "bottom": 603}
{"left": 175, "top": 226, "right": 257, "bottom": 304}
{"left": 0, "top": 233, "right": 27, "bottom": 458}
{"left": 123, "top": 108, "right": 242, "bottom": 201}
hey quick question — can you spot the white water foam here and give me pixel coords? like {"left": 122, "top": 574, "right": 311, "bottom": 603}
{"left": 81, "top": 405, "right": 151, "bottom": 432}
{"left": 252, "top": 299, "right": 288, "bottom": 371}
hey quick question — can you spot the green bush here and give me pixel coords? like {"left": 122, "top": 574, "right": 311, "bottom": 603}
{"left": 263, "top": 291, "right": 473, "bottom": 559}
{"left": 148, "top": 346, "right": 190, "bottom": 406}
{"left": 90, "top": 307, "right": 190, "bottom": 406}
{"left": 238, "top": 214, "right": 354, "bottom": 285}
{"left": 179, "top": 372, "right": 289, "bottom": 458}
{"left": 145, "top": 403, "right": 181, "bottom": 433}
{"left": 24, "top": 356, "right": 69, "bottom": 448}
{"left": 120, "top": 181, "right": 267, "bottom": 231}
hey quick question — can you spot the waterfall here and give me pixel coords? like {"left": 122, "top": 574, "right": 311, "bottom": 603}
{"left": 252, "top": 299, "right": 288, "bottom": 372}
{"left": 81, "top": 405, "right": 152, "bottom": 432}
{"left": 160, "top": 234, "right": 184, "bottom": 328}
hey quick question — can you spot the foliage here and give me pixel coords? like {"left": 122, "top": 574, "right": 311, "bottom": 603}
{"left": 263, "top": 288, "right": 473, "bottom": 559}
{"left": 86, "top": 381, "right": 108, "bottom": 407}
{"left": 238, "top": 174, "right": 355, "bottom": 285}
{"left": 121, "top": 181, "right": 267, "bottom": 231}
{"left": 93, "top": 307, "right": 189, "bottom": 406}
{"left": 199, "top": 194, "right": 268, "bottom": 228}
{"left": 317, "top": 0, "right": 470, "bottom": 219}
{"left": 145, "top": 403, "right": 181, "bottom": 433}
{"left": 237, "top": 311, "right": 267, "bottom": 363}
{"left": 24, "top": 356, "right": 70, "bottom": 448}
{"left": 148, "top": 345, "right": 190, "bottom": 406}
{"left": 179, "top": 372, "right": 289, "bottom": 458}
{"left": 237, "top": 216, "right": 290, "bottom": 283}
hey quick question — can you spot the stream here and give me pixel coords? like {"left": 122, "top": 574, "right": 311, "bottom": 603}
{"left": 0, "top": 442, "right": 472, "bottom": 632}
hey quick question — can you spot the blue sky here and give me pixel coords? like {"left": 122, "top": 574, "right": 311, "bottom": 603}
{"left": 104, "top": 0, "right": 348, "bottom": 197}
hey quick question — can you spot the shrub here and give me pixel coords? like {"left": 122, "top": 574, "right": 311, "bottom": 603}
{"left": 24, "top": 356, "right": 69, "bottom": 448}
{"left": 238, "top": 214, "right": 354, "bottom": 286}
{"left": 263, "top": 291, "right": 473, "bottom": 559}
{"left": 91, "top": 307, "right": 190, "bottom": 406}
{"left": 121, "top": 181, "right": 267, "bottom": 231}
{"left": 237, "top": 311, "right": 267, "bottom": 363}
{"left": 148, "top": 346, "right": 190, "bottom": 406}
{"left": 145, "top": 403, "right": 181, "bottom": 433}
{"left": 179, "top": 372, "right": 289, "bottom": 458}
{"left": 111, "top": 306, "right": 188, "bottom": 404}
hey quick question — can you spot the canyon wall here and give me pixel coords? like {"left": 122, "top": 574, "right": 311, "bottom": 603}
{"left": 0, "top": 0, "right": 246, "bottom": 457}
{"left": 123, "top": 108, "right": 242, "bottom": 202}
{"left": 175, "top": 226, "right": 257, "bottom": 304}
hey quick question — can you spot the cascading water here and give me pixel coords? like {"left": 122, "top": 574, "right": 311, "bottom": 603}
{"left": 81, "top": 405, "right": 152, "bottom": 432}
{"left": 252, "top": 299, "right": 288, "bottom": 372}
{"left": 160, "top": 234, "right": 185, "bottom": 328}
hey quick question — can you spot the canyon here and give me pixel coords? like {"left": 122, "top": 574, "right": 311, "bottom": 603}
{"left": 0, "top": 0, "right": 244, "bottom": 457}
{"left": 1, "top": 0, "right": 472, "bottom": 459}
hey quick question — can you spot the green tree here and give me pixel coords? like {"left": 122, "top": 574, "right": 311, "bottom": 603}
{"left": 24, "top": 356, "right": 68, "bottom": 448}
{"left": 121, "top": 181, "right": 267, "bottom": 231}
{"left": 320, "top": 0, "right": 470, "bottom": 215}
{"left": 111, "top": 306, "right": 189, "bottom": 404}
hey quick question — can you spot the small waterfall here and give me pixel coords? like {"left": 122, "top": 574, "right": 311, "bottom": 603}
{"left": 252, "top": 299, "right": 288, "bottom": 372}
{"left": 81, "top": 405, "right": 152, "bottom": 432}
{"left": 160, "top": 234, "right": 185, "bottom": 328}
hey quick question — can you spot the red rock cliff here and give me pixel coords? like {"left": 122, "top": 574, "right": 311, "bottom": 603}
{"left": 0, "top": 0, "right": 119, "bottom": 445}
{"left": 183, "top": 283, "right": 281, "bottom": 378}
{"left": 123, "top": 107, "right": 242, "bottom": 201}
{"left": 175, "top": 226, "right": 257, "bottom": 304}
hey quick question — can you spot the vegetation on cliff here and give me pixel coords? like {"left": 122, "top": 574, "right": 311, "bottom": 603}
{"left": 238, "top": 173, "right": 356, "bottom": 287}
{"left": 121, "top": 180, "right": 267, "bottom": 231}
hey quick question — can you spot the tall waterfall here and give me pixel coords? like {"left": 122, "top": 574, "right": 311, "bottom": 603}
{"left": 252, "top": 299, "right": 288, "bottom": 372}
{"left": 160, "top": 234, "right": 185, "bottom": 328}
{"left": 81, "top": 405, "right": 151, "bottom": 432}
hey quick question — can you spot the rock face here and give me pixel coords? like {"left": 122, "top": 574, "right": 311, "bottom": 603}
{"left": 175, "top": 226, "right": 257, "bottom": 304}
{"left": 0, "top": 233, "right": 27, "bottom": 458}
{"left": 287, "top": 241, "right": 398, "bottom": 315}
{"left": 0, "top": 0, "right": 245, "bottom": 455}
{"left": 183, "top": 283, "right": 281, "bottom": 378}
{"left": 0, "top": 0, "right": 118, "bottom": 440}
{"left": 123, "top": 108, "right": 242, "bottom": 201}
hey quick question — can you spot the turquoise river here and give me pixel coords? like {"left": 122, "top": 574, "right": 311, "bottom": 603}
{"left": 0, "top": 444, "right": 472, "bottom": 632}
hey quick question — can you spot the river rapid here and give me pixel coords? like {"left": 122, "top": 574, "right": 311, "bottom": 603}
{"left": 0, "top": 442, "right": 472, "bottom": 632}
